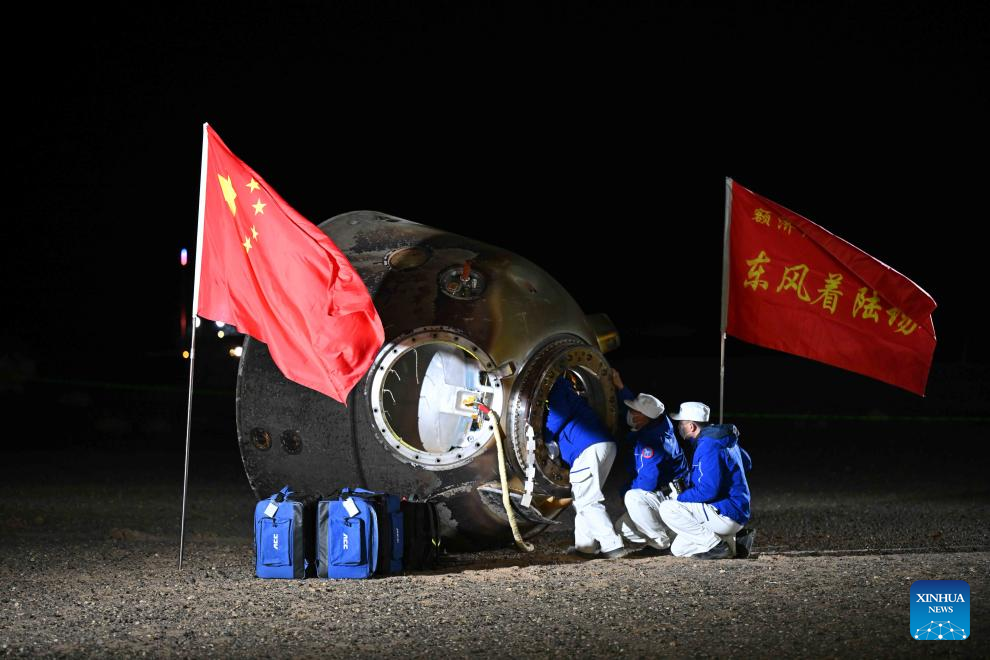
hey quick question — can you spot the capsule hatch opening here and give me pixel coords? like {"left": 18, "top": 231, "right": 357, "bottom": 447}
{"left": 369, "top": 328, "right": 505, "bottom": 470}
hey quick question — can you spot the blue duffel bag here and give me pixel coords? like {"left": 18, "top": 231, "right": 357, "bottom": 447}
{"left": 254, "top": 486, "right": 307, "bottom": 579}
{"left": 317, "top": 488, "right": 403, "bottom": 579}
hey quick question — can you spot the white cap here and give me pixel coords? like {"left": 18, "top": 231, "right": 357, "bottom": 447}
{"left": 668, "top": 401, "right": 710, "bottom": 423}
{"left": 623, "top": 393, "right": 664, "bottom": 419}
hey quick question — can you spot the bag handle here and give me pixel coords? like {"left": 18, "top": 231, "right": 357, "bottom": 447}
{"left": 339, "top": 487, "right": 386, "bottom": 500}
{"left": 262, "top": 485, "right": 293, "bottom": 518}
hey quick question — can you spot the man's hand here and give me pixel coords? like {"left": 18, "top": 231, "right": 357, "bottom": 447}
{"left": 611, "top": 368, "right": 624, "bottom": 390}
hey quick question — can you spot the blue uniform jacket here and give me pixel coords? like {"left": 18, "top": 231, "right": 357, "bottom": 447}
{"left": 678, "top": 424, "right": 753, "bottom": 525}
{"left": 545, "top": 376, "right": 614, "bottom": 466}
{"left": 616, "top": 387, "right": 688, "bottom": 494}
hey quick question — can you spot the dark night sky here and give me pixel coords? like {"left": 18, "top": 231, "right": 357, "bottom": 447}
{"left": 5, "top": 2, "right": 988, "bottom": 417}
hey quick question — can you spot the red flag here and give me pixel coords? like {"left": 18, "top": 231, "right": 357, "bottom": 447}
{"left": 194, "top": 124, "right": 384, "bottom": 403}
{"left": 726, "top": 180, "right": 936, "bottom": 396}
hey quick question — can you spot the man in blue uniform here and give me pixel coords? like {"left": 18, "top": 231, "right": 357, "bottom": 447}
{"left": 659, "top": 401, "right": 753, "bottom": 559}
{"left": 611, "top": 370, "right": 688, "bottom": 553}
{"left": 545, "top": 375, "right": 634, "bottom": 559}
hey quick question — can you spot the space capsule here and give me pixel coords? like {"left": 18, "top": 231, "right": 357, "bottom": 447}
{"left": 236, "top": 210, "right": 621, "bottom": 548}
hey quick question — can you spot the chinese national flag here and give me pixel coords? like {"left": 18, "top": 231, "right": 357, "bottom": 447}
{"left": 726, "top": 180, "right": 936, "bottom": 396}
{"left": 195, "top": 124, "right": 384, "bottom": 403}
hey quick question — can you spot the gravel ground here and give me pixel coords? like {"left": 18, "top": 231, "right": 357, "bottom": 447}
{"left": 2, "top": 437, "right": 988, "bottom": 658}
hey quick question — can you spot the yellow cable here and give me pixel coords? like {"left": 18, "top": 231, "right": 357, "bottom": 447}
{"left": 486, "top": 408, "right": 534, "bottom": 552}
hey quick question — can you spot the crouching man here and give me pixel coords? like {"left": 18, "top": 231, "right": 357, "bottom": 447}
{"left": 611, "top": 369, "right": 688, "bottom": 554}
{"left": 658, "top": 401, "right": 752, "bottom": 560}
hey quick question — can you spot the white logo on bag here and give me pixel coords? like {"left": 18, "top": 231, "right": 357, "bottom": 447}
{"left": 272, "top": 533, "right": 279, "bottom": 550}
{"left": 342, "top": 532, "right": 349, "bottom": 550}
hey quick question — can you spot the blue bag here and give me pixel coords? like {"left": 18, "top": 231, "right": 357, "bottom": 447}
{"left": 377, "top": 491, "right": 404, "bottom": 574}
{"left": 254, "top": 486, "right": 307, "bottom": 579}
{"left": 317, "top": 488, "right": 404, "bottom": 578}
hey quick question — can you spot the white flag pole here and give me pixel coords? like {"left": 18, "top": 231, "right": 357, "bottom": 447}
{"left": 719, "top": 177, "right": 733, "bottom": 426}
{"left": 178, "top": 123, "right": 210, "bottom": 569}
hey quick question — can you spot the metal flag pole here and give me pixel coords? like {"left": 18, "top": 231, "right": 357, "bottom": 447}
{"left": 179, "top": 123, "right": 211, "bottom": 569}
{"left": 719, "top": 177, "right": 733, "bottom": 425}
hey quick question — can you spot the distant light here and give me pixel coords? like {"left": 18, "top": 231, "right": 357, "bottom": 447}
{"left": 182, "top": 350, "right": 190, "bottom": 359}
{"left": 215, "top": 321, "right": 225, "bottom": 328}
{"left": 229, "top": 346, "right": 244, "bottom": 358}
{"left": 217, "top": 330, "right": 225, "bottom": 338}
{"left": 180, "top": 248, "right": 188, "bottom": 266}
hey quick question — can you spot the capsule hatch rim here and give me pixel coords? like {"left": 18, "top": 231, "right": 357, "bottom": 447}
{"left": 365, "top": 325, "right": 505, "bottom": 471}
{"left": 507, "top": 335, "right": 619, "bottom": 491}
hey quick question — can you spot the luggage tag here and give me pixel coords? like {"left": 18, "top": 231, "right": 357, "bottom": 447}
{"left": 263, "top": 500, "right": 280, "bottom": 518}
{"left": 342, "top": 497, "right": 360, "bottom": 517}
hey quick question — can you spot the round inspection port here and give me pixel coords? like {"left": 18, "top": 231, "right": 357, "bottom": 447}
{"left": 385, "top": 246, "right": 431, "bottom": 271}
{"left": 438, "top": 264, "right": 486, "bottom": 300}
{"left": 280, "top": 430, "right": 303, "bottom": 454}
{"left": 250, "top": 427, "right": 272, "bottom": 451}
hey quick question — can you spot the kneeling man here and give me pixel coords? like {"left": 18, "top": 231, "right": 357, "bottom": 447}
{"left": 659, "top": 402, "right": 752, "bottom": 559}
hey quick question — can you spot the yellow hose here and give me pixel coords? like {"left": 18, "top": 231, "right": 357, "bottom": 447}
{"left": 483, "top": 406, "right": 534, "bottom": 552}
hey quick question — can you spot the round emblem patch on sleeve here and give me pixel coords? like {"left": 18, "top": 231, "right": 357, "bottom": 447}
{"left": 641, "top": 447, "right": 654, "bottom": 459}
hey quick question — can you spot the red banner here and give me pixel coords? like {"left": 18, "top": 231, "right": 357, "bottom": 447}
{"left": 196, "top": 125, "right": 384, "bottom": 403}
{"left": 726, "top": 180, "right": 936, "bottom": 396}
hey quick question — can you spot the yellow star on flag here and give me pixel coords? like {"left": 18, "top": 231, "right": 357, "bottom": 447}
{"left": 217, "top": 174, "right": 237, "bottom": 216}
{"left": 251, "top": 225, "right": 259, "bottom": 240}
{"left": 246, "top": 178, "right": 261, "bottom": 193}
{"left": 243, "top": 236, "right": 252, "bottom": 253}
{"left": 253, "top": 198, "right": 267, "bottom": 215}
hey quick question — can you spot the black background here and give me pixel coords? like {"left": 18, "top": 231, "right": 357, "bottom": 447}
{"left": 5, "top": 1, "right": 988, "bottom": 448}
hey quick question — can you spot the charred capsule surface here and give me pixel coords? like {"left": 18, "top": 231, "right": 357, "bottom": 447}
{"left": 236, "top": 211, "right": 619, "bottom": 548}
